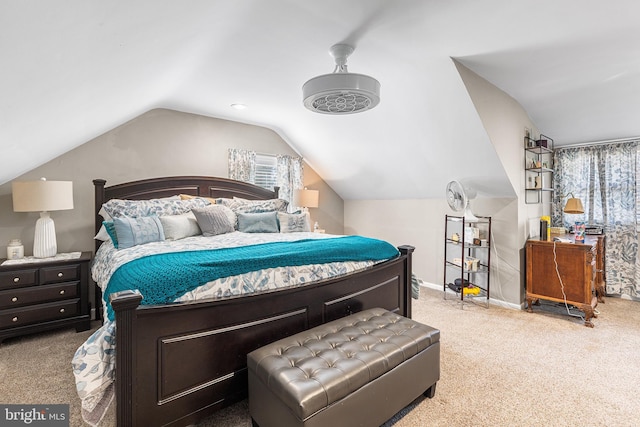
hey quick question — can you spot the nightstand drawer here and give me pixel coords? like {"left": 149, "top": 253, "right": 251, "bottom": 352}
{"left": 0, "top": 269, "right": 38, "bottom": 290}
{"left": 0, "top": 299, "right": 79, "bottom": 328}
{"left": 0, "top": 252, "right": 91, "bottom": 343}
{"left": 0, "top": 282, "right": 79, "bottom": 309}
{"left": 40, "top": 264, "right": 79, "bottom": 284}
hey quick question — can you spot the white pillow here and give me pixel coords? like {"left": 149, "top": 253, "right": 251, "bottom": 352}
{"left": 94, "top": 224, "right": 111, "bottom": 241}
{"left": 277, "top": 211, "right": 311, "bottom": 233}
{"left": 159, "top": 212, "right": 202, "bottom": 240}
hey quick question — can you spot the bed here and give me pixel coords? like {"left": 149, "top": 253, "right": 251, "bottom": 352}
{"left": 77, "top": 176, "right": 414, "bottom": 427}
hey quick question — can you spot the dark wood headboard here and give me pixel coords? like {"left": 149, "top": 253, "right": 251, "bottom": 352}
{"left": 93, "top": 176, "right": 279, "bottom": 251}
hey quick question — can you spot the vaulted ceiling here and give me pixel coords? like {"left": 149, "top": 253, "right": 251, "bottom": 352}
{"left": 2, "top": 1, "right": 639, "bottom": 200}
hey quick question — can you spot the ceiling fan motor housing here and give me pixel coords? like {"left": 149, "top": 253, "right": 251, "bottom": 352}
{"left": 303, "top": 73, "right": 380, "bottom": 114}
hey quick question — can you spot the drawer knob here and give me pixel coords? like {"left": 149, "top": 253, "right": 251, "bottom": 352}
{"left": 57, "top": 272, "right": 64, "bottom": 278}
{"left": 59, "top": 290, "right": 65, "bottom": 295}
{"left": 11, "top": 297, "right": 18, "bottom": 302}
{"left": 60, "top": 308, "right": 65, "bottom": 313}
{"left": 13, "top": 277, "right": 20, "bottom": 283}
{"left": 12, "top": 316, "right": 18, "bottom": 322}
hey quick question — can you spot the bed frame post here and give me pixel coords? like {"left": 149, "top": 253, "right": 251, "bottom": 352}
{"left": 93, "top": 179, "right": 107, "bottom": 253}
{"left": 111, "top": 290, "right": 143, "bottom": 427}
{"left": 398, "top": 245, "right": 415, "bottom": 318}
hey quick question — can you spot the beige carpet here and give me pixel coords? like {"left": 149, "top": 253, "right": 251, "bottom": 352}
{"left": 1, "top": 286, "right": 638, "bottom": 427}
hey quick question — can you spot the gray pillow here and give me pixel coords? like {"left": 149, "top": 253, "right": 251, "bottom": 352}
{"left": 192, "top": 205, "right": 235, "bottom": 236}
{"left": 237, "top": 211, "right": 279, "bottom": 233}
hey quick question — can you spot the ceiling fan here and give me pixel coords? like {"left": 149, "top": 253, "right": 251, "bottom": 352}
{"left": 446, "top": 180, "right": 478, "bottom": 222}
{"left": 302, "top": 44, "right": 380, "bottom": 115}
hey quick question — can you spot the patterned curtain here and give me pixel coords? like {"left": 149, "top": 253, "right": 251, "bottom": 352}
{"left": 276, "top": 154, "right": 304, "bottom": 212}
{"left": 228, "top": 148, "right": 304, "bottom": 210}
{"left": 552, "top": 141, "right": 639, "bottom": 299}
{"left": 228, "top": 148, "right": 256, "bottom": 183}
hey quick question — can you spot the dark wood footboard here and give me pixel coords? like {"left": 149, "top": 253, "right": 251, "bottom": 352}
{"left": 111, "top": 245, "right": 414, "bottom": 427}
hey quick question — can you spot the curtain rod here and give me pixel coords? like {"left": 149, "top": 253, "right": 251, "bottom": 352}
{"left": 559, "top": 136, "right": 640, "bottom": 149}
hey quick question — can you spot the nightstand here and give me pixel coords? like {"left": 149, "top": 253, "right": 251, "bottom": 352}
{"left": 0, "top": 252, "right": 92, "bottom": 343}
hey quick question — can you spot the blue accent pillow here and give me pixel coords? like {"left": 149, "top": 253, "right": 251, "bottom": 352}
{"left": 112, "top": 216, "right": 165, "bottom": 249}
{"left": 237, "top": 211, "right": 279, "bottom": 233}
{"left": 103, "top": 221, "right": 119, "bottom": 248}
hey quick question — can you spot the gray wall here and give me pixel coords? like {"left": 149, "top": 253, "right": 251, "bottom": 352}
{"left": 0, "top": 109, "right": 344, "bottom": 258}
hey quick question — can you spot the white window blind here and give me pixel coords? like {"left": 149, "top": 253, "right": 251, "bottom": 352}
{"left": 254, "top": 153, "right": 278, "bottom": 190}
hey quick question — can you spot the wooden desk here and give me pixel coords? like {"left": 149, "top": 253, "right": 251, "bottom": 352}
{"left": 525, "top": 234, "right": 605, "bottom": 327}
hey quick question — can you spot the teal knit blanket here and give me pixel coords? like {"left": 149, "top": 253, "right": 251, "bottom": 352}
{"left": 105, "top": 236, "right": 399, "bottom": 320}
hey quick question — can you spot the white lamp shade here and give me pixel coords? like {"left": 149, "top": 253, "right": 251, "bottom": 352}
{"left": 293, "top": 189, "right": 319, "bottom": 208}
{"left": 12, "top": 179, "right": 74, "bottom": 212}
{"left": 12, "top": 178, "right": 74, "bottom": 258}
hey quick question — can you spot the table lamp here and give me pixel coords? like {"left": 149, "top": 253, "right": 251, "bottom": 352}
{"left": 293, "top": 188, "right": 319, "bottom": 212}
{"left": 563, "top": 194, "right": 584, "bottom": 214}
{"left": 562, "top": 192, "right": 585, "bottom": 242}
{"left": 12, "top": 178, "right": 74, "bottom": 258}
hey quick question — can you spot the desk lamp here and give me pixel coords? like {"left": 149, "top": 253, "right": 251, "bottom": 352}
{"left": 12, "top": 178, "right": 74, "bottom": 258}
{"left": 562, "top": 193, "right": 585, "bottom": 241}
{"left": 563, "top": 193, "right": 584, "bottom": 214}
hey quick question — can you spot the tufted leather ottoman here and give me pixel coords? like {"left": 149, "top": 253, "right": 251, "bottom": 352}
{"left": 247, "top": 308, "right": 440, "bottom": 427}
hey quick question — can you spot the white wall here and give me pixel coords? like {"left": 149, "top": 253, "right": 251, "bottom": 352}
{"left": 345, "top": 63, "right": 547, "bottom": 307}
{"left": 456, "top": 61, "right": 551, "bottom": 305}
{"left": 344, "top": 199, "right": 447, "bottom": 286}
{"left": 344, "top": 197, "right": 522, "bottom": 307}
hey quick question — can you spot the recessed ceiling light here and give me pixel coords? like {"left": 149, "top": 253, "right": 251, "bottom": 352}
{"left": 230, "top": 103, "right": 247, "bottom": 110}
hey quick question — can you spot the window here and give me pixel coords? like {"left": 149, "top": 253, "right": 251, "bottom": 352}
{"left": 554, "top": 141, "right": 639, "bottom": 297}
{"left": 228, "top": 148, "right": 304, "bottom": 210}
{"left": 253, "top": 153, "right": 278, "bottom": 191}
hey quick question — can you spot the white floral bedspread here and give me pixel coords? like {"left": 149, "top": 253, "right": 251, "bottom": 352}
{"left": 72, "top": 232, "right": 382, "bottom": 425}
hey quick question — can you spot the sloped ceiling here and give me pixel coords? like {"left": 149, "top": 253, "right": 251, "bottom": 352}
{"left": 2, "top": 1, "right": 639, "bottom": 200}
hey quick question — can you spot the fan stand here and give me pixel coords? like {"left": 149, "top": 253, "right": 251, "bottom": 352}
{"left": 463, "top": 206, "right": 479, "bottom": 222}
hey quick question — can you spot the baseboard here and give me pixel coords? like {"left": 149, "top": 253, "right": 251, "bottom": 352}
{"left": 419, "top": 280, "right": 521, "bottom": 310}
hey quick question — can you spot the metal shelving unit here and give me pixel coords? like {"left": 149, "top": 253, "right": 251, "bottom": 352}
{"left": 443, "top": 214, "right": 491, "bottom": 307}
{"left": 525, "top": 134, "right": 554, "bottom": 204}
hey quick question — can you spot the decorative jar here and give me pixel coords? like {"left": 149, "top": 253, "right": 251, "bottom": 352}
{"left": 7, "top": 239, "right": 24, "bottom": 259}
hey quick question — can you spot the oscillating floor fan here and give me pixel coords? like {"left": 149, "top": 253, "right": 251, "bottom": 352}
{"left": 446, "top": 180, "right": 478, "bottom": 222}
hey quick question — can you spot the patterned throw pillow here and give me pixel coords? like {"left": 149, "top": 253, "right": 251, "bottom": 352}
{"left": 277, "top": 211, "right": 311, "bottom": 233}
{"left": 217, "top": 198, "right": 289, "bottom": 215}
{"left": 103, "top": 197, "right": 210, "bottom": 218}
{"left": 192, "top": 205, "right": 236, "bottom": 236}
{"left": 113, "top": 216, "right": 165, "bottom": 249}
{"left": 237, "top": 212, "right": 279, "bottom": 233}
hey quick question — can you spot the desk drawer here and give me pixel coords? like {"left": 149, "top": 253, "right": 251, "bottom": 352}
{"left": 0, "top": 282, "right": 79, "bottom": 309}
{"left": 0, "top": 269, "right": 38, "bottom": 290}
{"left": 0, "top": 299, "right": 79, "bottom": 329}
